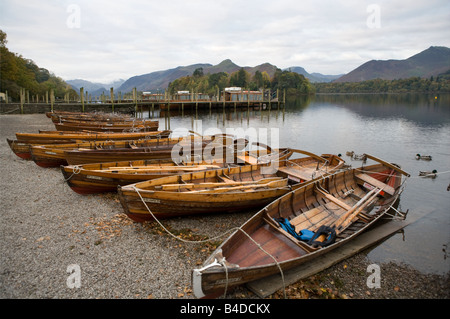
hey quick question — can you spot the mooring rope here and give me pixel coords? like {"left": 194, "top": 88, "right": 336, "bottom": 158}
{"left": 132, "top": 185, "right": 288, "bottom": 298}
{"left": 236, "top": 227, "right": 287, "bottom": 299}
{"left": 63, "top": 165, "right": 81, "bottom": 182}
{"left": 132, "top": 185, "right": 239, "bottom": 244}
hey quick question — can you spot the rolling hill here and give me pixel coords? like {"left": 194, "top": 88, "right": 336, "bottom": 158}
{"left": 67, "top": 60, "right": 342, "bottom": 95}
{"left": 116, "top": 60, "right": 280, "bottom": 93}
{"left": 335, "top": 46, "right": 450, "bottom": 82}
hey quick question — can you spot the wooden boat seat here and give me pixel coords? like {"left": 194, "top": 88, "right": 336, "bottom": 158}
{"left": 314, "top": 186, "right": 352, "bottom": 210}
{"left": 216, "top": 175, "right": 239, "bottom": 183}
{"left": 277, "top": 166, "right": 316, "bottom": 181}
{"left": 355, "top": 173, "right": 394, "bottom": 195}
{"left": 155, "top": 177, "right": 287, "bottom": 192}
{"left": 236, "top": 155, "right": 258, "bottom": 165}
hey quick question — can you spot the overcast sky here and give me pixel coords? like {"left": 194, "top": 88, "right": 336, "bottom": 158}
{"left": 1, "top": 0, "right": 449, "bottom": 83}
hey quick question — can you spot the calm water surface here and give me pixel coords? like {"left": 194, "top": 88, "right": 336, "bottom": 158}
{"left": 151, "top": 94, "right": 450, "bottom": 275}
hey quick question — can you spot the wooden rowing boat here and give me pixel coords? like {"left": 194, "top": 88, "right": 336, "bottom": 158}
{"left": 49, "top": 115, "right": 133, "bottom": 123}
{"left": 63, "top": 135, "right": 247, "bottom": 165}
{"left": 54, "top": 118, "right": 155, "bottom": 126}
{"left": 117, "top": 150, "right": 345, "bottom": 222}
{"left": 15, "top": 130, "right": 170, "bottom": 144}
{"left": 54, "top": 120, "right": 159, "bottom": 132}
{"left": 8, "top": 130, "right": 171, "bottom": 160}
{"left": 7, "top": 138, "right": 37, "bottom": 160}
{"left": 62, "top": 160, "right": 224, "bottom": 195}
{"left": 32, "top": 134, "right": 238, "bottom": 168}
{"left": 7, "top": 137, "right": 93, "bottom": 160}
{"left": 61, "top": 143, "right": 291, "bottom": 194}
{"left": 30, "top": 138, "right": 181, "bottom": 167}
{"left": 191, "top": 154, "right": 410, "bottom": 298}
{"left": 47, "top": 111, "right": 132, "bottom": 123}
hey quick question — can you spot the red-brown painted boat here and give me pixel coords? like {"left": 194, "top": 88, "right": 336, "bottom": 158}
{"left": 61, "top": 143, "right": 291, "bottom": 194}
{"left": 117, "top": 150, "right": 345, "bottom": 222}
{"left": 191, "top": 154, "right": 410, "bottom": 298}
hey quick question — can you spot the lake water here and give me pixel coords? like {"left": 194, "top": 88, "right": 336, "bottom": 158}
{"left": 150, "top": 93, "right": 450, "bottom": 276}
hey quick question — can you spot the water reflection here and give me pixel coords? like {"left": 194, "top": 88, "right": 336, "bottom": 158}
{"left": 157, "top": 93, "right": 449, "bottom": 129}
{"left": 154, "top": 94, "right": 450, "bottom": 275}
{"left": 312, "top": 93, "right": 450, "bottom": 126}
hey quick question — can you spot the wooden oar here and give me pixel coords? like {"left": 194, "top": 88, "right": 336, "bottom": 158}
{"left": 311, "top": 186, "right": 383, "bottom": 244}
{"left": 155, "top": 177, "right": 285, "bottom": 191}
{"left": 336, "top": 188, "right": 382, "bottom": 232}
{"left": 93, "top": 164, "right": 221, "bottom": 173}
{"left": 332, "top": 186, "right": 381, "bottom": 229}
{"left": 314, "top": 186, "right": 352, "bottom": 210}
{"left": 188, "top": 179, "right": 288, "bottom": 193}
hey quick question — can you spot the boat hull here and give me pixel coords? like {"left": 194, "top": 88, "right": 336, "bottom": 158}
{"left": 192, "top": 157, "right": 410, "bottom": 298}
{"left": 7, "top": 139, "right": 32, "bottom": 160}
{"left": 61, "top": 147, "right": 292, "bottom": 195}
{"left": 118, "top": 186, "right": 288, "bottom": 222}
{"left": 54, "top": 123, "right": 159, "bottom": 132}
{"left": 15, "top": 130, "right": 170, "bottom": 144}
{"left": 61, "top": 161, "right": 223, "bottom": 195}
{"left": 117, "top": 153, "right": 345, "bottom": 222}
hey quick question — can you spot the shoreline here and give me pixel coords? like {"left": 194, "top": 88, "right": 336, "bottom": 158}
{"left": 1, "top": 114, "right": 448, "bottom": 299}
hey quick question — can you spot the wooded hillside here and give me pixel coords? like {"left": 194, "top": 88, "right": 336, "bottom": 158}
{"left": 0, "top": 30, "right": 78, "bottom": 102}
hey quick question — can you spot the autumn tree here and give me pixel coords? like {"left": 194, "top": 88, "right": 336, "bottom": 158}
{"left": 0, "top": 29, "right": 78, "bottom": 101}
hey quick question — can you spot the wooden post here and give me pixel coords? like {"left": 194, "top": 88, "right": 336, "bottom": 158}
{"left": 133, "top": 88, "right": 138, "bottom": 115}
{"left": 110, "top": 87, "right": 114, "bottom": 112}
{"left": 46, "top": 91, "right": 49, "bottom": 104}
{"left": 20, "top": 88, "right": 24, "bottom": 114}
{"left": 277, "top": 89, "right": 279, "bottom": 109}
{"left": 5, "top": 90, "right": 8, "bottom": 103}
{"left": 50, "top": 89, "right": 54, "bottom": 112}
{"left": 80, "top": 87, "right": 85, "bottom": 112}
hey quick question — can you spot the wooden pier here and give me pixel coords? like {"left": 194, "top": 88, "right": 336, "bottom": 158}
{"left": 0, "top": 87, "right": 285, "bottom": 115}
{"left": 143, "top": 87, "right": 285, "bottom": 111}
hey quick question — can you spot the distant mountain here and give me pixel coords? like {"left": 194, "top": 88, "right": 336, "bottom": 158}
{"left": 285, "top": 66, "right": 343, "bottom": 83}
{"left": 117, "top": 63, "right": 212, "bottom": 93}
{"left": 67, "top": 78, "right": 125, "bottom": 97}
{"left": 335, "top": 46, "right": 450, "bottom": 82}
{"left": 117, "top": 60, "right": 280, "bottom": 93}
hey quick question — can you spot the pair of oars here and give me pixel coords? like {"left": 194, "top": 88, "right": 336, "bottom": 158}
{"left": 313, "top": 185, "right": 384, "bottom": 244}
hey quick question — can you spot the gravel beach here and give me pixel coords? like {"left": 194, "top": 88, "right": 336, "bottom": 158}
{"left": 1, "top": 114, "right": 448, "bottom": 300}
